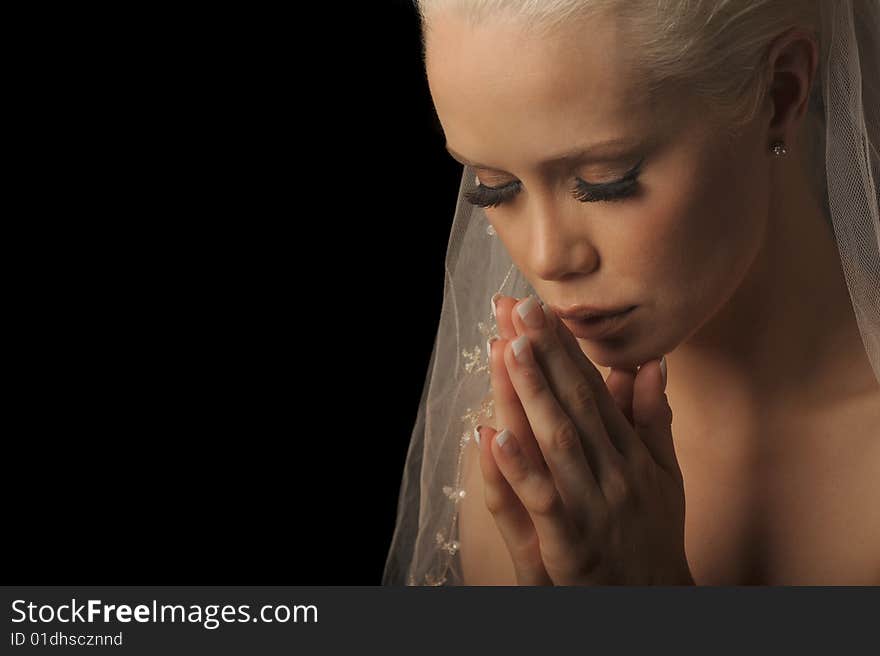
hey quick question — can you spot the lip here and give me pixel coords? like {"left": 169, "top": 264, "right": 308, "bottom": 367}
{"left": 548, "top": 303, "right": 637, "bottom": 321}
{"left": 557, "top": 305, "right": 637, "bottom": 339}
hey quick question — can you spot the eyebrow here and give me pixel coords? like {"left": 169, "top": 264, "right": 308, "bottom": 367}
{"left": 444, "top": 137, "right": 644, "bottom": 170}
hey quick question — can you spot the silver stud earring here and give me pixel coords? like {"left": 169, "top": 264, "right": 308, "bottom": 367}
{"left": 770, "top": 140, "right": 787, "bottom": 156}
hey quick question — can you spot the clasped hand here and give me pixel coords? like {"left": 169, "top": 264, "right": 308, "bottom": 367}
{"left": 477, "top": 294, "right": 694, "bottom": 585}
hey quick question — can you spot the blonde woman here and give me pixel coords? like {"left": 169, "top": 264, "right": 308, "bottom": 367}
{"left": 384, "top": 0, "right": 880, "bottom": 586}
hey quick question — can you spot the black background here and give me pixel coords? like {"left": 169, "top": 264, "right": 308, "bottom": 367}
{"left": 5, "top": 2, "right": 462, "bottom": 584}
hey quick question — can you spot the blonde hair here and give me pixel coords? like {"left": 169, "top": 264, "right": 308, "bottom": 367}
{"left": 414, "top": 0, "right": 822, "bottom": 133}
{"left": 415, "top": 0, "right": 829, "bottom": 213}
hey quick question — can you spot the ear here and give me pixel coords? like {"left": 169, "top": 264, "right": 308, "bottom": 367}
{"left": 765, "top": 27, "right": 820, "bottom": 138}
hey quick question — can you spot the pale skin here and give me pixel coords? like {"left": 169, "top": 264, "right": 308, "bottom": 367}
{"left": 425, "top": 9, "right": 880, "bottom": 584}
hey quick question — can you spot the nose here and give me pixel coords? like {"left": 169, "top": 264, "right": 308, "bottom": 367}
{"left": 527, "top": 199, "right": 599, "bottom": 280}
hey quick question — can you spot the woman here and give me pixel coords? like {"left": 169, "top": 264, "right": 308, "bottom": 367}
{"left": 384, "top": 0, "right": 880, "bottom": 585}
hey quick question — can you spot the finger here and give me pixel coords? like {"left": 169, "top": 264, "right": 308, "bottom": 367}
{"left": 605, "top": 367, "right": 637, "bottom": 425}
{"left": 476, "top": 425, "right": 554, "bottom": 586}
{"left": 485, "top": 343, "right": 553, "bottom": 583}
{"left": 631, "top": 357, "right": 682, "bottom": 478}
{"left": 488, "top": 336, "right": 548, "bottom": 474}
{"left": 510, "top": 295, "right": 627, "bottom": 493}
{"left": 502, "top": 333, "right": 605, "bottom": 517}
{"left": 544, "top": 303, "right": 653, "bottom": 462}
{"left": 488, "top": 335, "right": 557, "bottom": 575}
{"left": 489, "top": 425, "right": 579, "bottom": 571}
{"left": 492, "top": 293, "right": 519, "bottom": 340}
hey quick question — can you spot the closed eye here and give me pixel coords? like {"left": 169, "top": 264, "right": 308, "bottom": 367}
{"left": 464, "top": 155, "right": 645, "bottom": 209}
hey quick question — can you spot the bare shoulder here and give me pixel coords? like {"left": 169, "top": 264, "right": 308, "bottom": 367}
{"left": 863, "top": 390, "right": 880, "bottom": 528}
{"left": 832, "top": 388, "right": 880, "bottom": 580}
{"left": 457, "top": 395, "right": 518, "bottom": 585}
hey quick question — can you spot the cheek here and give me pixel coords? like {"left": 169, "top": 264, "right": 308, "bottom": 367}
{"left": 623, "top": 145, "right": 770, "bottom": 325}
{"left": 696, "top": 146, "right": 770, "bottom": 285}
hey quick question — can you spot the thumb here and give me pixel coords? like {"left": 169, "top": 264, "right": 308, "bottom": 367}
{"left": 604, "top": 366, "right": 638, "bottom": 425}
{"left": 632, "top": 356, "right": 679, "bottom": 475}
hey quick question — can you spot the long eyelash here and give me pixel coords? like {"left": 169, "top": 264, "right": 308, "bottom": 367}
{"left": 572, "top": 155, "right": 645, "bottom": 203}
{"left": 463, "top": 155, "right": 646, "bottom": 208}
{"left": 570, "top": 177, "right": 638, "bottom": 203}
{"left": 463, "top": 181, "right": 522, "bottom": 208}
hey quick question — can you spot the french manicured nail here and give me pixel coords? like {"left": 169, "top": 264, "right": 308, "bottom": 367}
{"left": 660, "top": 355, "right": 668, "bottom": 390}
{"left": 516, "top": 295, "right": 544, "bottom": 329}
{"left": 491, "top": 293, "right": 502, "bottom": 318}
{"left": 495, "top": 428, "right": 516, "bottom": 453}
{"left": 511, "top": 334, "right": 532, "bottom": 364}
{"left": 474, "top": 425, "right": 482, "bottom": 446}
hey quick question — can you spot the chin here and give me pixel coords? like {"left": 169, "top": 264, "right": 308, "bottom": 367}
{"left": 577, "top": 336, "right": 664, "bottom": 372}
{"left": 578, "top": 340, "right": 638, "bottom": 369}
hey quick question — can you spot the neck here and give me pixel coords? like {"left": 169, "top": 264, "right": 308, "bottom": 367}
{"left": 667, "top": 149, "right": 878, "bottom": 417}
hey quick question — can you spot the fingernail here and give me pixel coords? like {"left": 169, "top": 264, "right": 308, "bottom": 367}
{"left": 516, "top": 295, "right": 544, "bottom": 329}
{"left": 474, "top": 425, "right": 482, "bottom": 446}
{"left": 511, "top": 334, "right": 532, "bottom": 364}
{"left": 487, "top": 337, "right": 497, "bottom": 359}
{"left": 491, "top": 293, "right": 502, "bottom": 319}
{"left": 660, "top": 355, "right": 668, "bottom": 390}
{"left": 495, "top": 428, "right": 516, "bottom": 453}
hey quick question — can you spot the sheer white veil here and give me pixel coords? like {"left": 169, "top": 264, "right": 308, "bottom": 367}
{"left": 383, "top": 0, "right": 880, "bottom": 586}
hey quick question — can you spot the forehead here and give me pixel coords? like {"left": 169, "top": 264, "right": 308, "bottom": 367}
{"left": 424, "top": 10, "right": 658, "bottom": 164}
